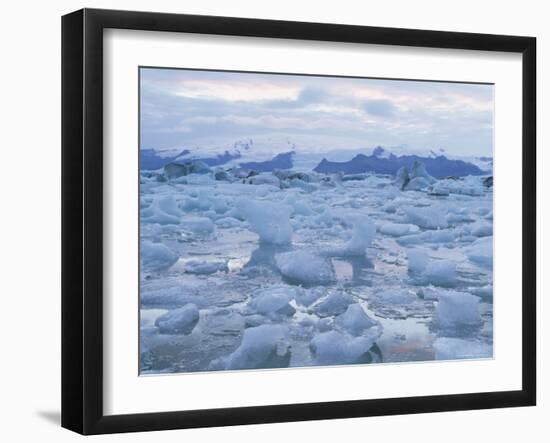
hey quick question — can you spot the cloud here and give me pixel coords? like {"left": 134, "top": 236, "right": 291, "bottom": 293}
{"left": 139, "top": 68, "right": 494, "bottom": 157}
{"left": 363, "top": 99, "right": 398, "bottom": 117}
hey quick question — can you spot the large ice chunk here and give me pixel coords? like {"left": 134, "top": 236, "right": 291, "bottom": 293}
{"left": 295, "top": 287, "right": 325, "bottom": 307}
{"left": 470, "top": 222, "right": 493, "bottom": 237}
{"left": 335, "top": 304, "right": 379, "bottom": 336}
{"left": 403, "top": 205, "right": 448, "bottom": 230}
{"left": 154, "top": 304, "right": 199, "bottom": 335}
{"left": 309, "top": 329, "right": 381, "bottom": 365}
{"left": 275, "top": 250, "right": 335, "bottom": 286}
{"left": 211, "top": 325, "right": 290, "bottom": 370}
{"left": 156, "top": 195, "right": 183, "bottom": 217}
{"left": 324, "top": 215, "right": 376, "bottom": 257}
{"left": 423, "top": 260, "right": 457, "bottom": 287}
{"left": 379, "top": 222, "right": 419, "bottom": 237}
{"left": 404, "top": 176, "right": 431, "bottom": 191}
{"left": 433, "top": 291, "right": 482, "bottom": 329}
{"left": 344, "top": 216, "right": 376, "bottom": 255}
{"left": 237, "top": 199, "right": 293, "bottom": 245}
{"left": 248, "top": 285, "right": 296, "bottom": 317}
{"left": 410, "top": 160, "right": 436, "bottom": 183}
{"left": 140, "top": 241, "right": 178, "bottom": 271}
{"left": 394, "top": 166, "right": 410, "bottom": 190}
{"left": 407, "top": 249, "right": 429, "bottom": 274}
{"left": 314, "top": 291, "right": 353, "bottom": 317}
{"left": 140, "top": 199, "right": 180, "bottom": 225}
{"left": 466, "top": 236, "right": 493, "bottom": 269}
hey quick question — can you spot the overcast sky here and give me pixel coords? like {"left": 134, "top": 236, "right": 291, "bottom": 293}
{"left": 140, "top": 67, "right": 494, "bottom": 158}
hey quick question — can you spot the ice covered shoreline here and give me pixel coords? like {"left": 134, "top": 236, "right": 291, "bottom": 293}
{"left": 139, "top": 159, "right": 493, "bottom": 374}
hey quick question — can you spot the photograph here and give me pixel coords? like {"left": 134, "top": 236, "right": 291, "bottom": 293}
{"left": 138, "top": 67, "right": 494, "bottom": 375}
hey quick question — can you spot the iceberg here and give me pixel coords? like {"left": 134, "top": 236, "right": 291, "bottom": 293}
{"left": 407, "top": 249, "right": 429, "bottom": 274}
{"left": 275, "top": 250, "right": 336, "bottom": 286}
{"left": 379, "top": 222, "right": 419, "bottom": 237}
{"left": 433, "top": 291, "right": 482, "bottom": 329}
{"left": 154, "top": 304, "right": 199, "bottom": 335}
{"left": 309, "top": 329, "right": 381, "bottom": 365}
{"left": 466, "top": 237, "right": 493, "bottom": 269}
{"left": 237, "top": 199, "right": 293, "bottom": 245}
{"left": 164, "top": 160, "right": 211, "bottom": 178}
{"left": 423, "top": 260, "right": 457, "bottom": 287}
{"left": 403, "top": 205, "right": 448, "bottom": 230}
{"left": 323, "top": 215, "right": 376, "bottom": 257}
{"left": 394, "top": 166, "right": 410, "bottom": 190}
{"left": 314, "top": 291, "right": 353, "bottom": 317}
{"left": 211, "top": 325, "right": 291, "bottom": 370}
{"left": 335, "top": 304, "right": 379, "bottom": 336}
{"left": 247, "top": 285, "right": 296, "bottom": 317}
{"left": 140, "top": 241, "right": 178, "bottom": 271}
{"left": 404, "top": 176, "right": 431, "bottom": 191}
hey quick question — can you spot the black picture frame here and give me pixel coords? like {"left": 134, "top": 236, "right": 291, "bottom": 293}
{"left": 62, "top": 8, "right": 536, "bottom": 435}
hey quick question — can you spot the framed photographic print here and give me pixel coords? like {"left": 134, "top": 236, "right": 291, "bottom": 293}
{"left": 61, "top": 8, "right": 536, "bottom": 435}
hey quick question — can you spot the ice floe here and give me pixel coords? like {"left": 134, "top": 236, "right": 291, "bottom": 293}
{"left": 210, "top": 324, "right": 291, "bottom": 370}
{"left": 466, "top": 237, "right": 493, "bottom": 269}
{"left": 237, "top": 199, "right": 293, "bottom": 245}
{"left": 309, "top": 329, "right": 382, "bottom": 365}
{"left": 275, "top": 250, "right": 336, "bottom": 286}
{"left": 314, "top": 290, "right": 353, "bottom": 317}
{"left": 433, "top": 291, "right": 482, "bottom": 329}
{"left": 154, "top": 304, "right": 200, "bottom": 335}
{"left": 141, "top": 241, "right": 179, "bottom": 271}
{"left": 335, "top": 304, "right": 379, "bottom": 336}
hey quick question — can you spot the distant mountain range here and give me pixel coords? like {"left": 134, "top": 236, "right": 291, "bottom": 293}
{"left": 141, "top": 143, "right": 490, "bottom": 178}
{"left": 314, "top": 148, "right": 488, "bottom": 178}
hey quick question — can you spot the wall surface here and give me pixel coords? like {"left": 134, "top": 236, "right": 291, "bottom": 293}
{"left": 0, "top": 0, "right": 546, "bottom": 441}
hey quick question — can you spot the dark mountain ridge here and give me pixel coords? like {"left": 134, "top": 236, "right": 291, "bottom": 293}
{"left": 314, "top": 150, "right": 486, "bottom": 178}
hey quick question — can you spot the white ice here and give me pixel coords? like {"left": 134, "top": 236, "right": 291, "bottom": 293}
{"left": 466, "top": 236, "right": 493, "bottom": 269}
{"left": 248, "top": 285, "right": 296, "bottom": 317}
{"left": 309, "top": 328, "right": 381, "bottom": 365}
{"left": 141, "top": 241, "right": 179, "bottom": 271}
{"left": 335, "top": 304, "right": 379, "bottom": 336}
{"left": 154, "top": 304, "right": 200, "bottom": 335}
{"left": 275, "top": 250, "right": 335, "bottom": 285}
{"left": 403, "top": 205, "right": 448, "bottom": 230}
{"left": 379, "top": 222, "right": 419, "bottom": 237}
{"left": 314, "top": 291, "right": 353, "bottom": 317}
{"left": 433, "top": 291, "right": 481, "bottom": 329}
{"left": 211, "top": 324, "right": 290, "bottom": 370}
{"left": 237, "top": 199, "right": 293, "bottom": 245}
{"left": 407, "top": 249, "right": 429, "bottom": 274}
{"left": 422, "top": 260, "right": 458, "bottom": 287}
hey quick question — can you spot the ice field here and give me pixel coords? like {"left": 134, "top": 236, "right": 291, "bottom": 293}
{"left": 139, "top": 160, "right": 493, "bottom": 374}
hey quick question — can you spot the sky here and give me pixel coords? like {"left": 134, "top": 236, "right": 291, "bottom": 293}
{"left": 140, "top": 67, "right": 494, "bottom": 158}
